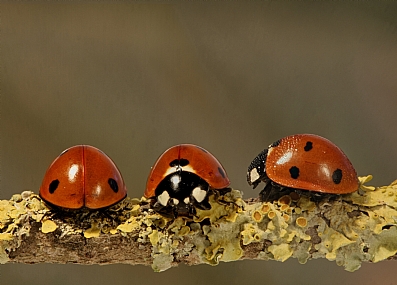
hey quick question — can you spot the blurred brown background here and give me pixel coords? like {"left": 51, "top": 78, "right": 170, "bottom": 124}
{"left": 1, "top": 2, "right": 397, "bottom": 284}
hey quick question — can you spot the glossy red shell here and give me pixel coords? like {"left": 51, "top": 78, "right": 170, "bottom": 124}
{"left": 266, "top": 134, "right": 358, "bottom": 194}
{"left": 39, "top": 145, "right": 127, "bottom": 209}
{"left": 144, "top": 144, "right": 230, "bottom": 198}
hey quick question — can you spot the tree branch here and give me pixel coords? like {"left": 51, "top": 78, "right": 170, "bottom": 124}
{"left": 1, "top": 175, "right": 396, "bottom": 272}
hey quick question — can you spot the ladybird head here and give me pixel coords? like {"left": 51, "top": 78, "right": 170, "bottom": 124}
{"left": 145, "top": 144, "right": 230, "bottom": 217}
{"left": 153, "top": 170, "right": 211, "bottom": 217}
{"left": 247, "top": 148, "right": 269, "bottom": 188}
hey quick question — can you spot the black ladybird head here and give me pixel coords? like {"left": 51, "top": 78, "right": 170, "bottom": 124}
{"left": 247, "top": 148, "right": 268, "bottom": 188}
{"left": 154, "top": 171, "right": 211, "bottom": 217}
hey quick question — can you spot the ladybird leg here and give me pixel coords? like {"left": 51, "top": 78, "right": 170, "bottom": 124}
{"left": 259, "top": 181, "right": 273, "bottom": 202}
{"left": 193, "top": 194, "right": 211, "bottom": 210}
{"left": 215, "top": 188, "right": 239, "bottom": 208}
{"left": 189, "top": 205, "right": 198, "bottom": 219}
{"left": 152, "top": 202, "right": 175, "bottom": 219}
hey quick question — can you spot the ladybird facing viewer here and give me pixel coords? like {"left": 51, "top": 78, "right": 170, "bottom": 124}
{"left": 247, "top": 134, "right": 358, "bottom": 199}
{"left": 145, "top": 144, "right": 230, "bottom": 216}
{"left": 40, "top": 145, "right": 127, "bottom": 209}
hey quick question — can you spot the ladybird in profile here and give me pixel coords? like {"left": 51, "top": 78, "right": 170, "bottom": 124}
{"left": 39, "top": 145, "right": 127, "bottom": 209}
{"left": 247, "top": 134, "right": 358, "bottom": 200}
{"left": 144, "top": 144, "right": 230, "bottom": 217}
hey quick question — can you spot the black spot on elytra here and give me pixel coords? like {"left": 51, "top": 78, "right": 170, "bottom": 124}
{"left": 49, "top": 179, "right": 60, "bottom": 194}
{"left": 332, "top": 169, "right": 343, "bottom": 184}
{"left": 218, "top": 167, "right": 225, "bottom": 178}
{"left": 179, "top": 158, "right": 189, "bottom": 166}
{"left": 169, "top": 158, "right": 189, "bottom": 167}
{"left": 169, "top": 159, "right": 179, "bottom": 167}
{"left": 304, "top": 141, "right": 313, "bottom": 151}
{"left": 289, "top": 166, "right": 300, "bottom": 179}
{"left": 108, "top": 178, "right": 119, "bottom": 193}
{"left": 270, "top": 139, "right": 281, "bottom": 148}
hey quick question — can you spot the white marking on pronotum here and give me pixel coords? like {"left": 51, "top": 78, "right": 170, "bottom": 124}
{"left": 249, "top": 168, "right": 260, "bottom": 183}
{"left": 172, "top": 198, "right": 179, "bottom": 205}
{"left": 183, "top": 197, "right": 190, "bottom": 204}
{"left": 157, "top": 191, "right": 170, "bottom": 206}
{"left": 192, "top": 187, "right": 207, "bottom": 203}
{"left": 170, "top": 175, "right": 181, "bottom": 188}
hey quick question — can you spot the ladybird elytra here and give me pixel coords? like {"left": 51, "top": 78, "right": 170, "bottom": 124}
{"left": 247, "top": 134, "right": 358, "bottom": 195}
{"left": 39, "top": 145, "right": 127, "bottom": 209}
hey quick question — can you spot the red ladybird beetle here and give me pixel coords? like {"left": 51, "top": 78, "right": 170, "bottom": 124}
{"left": 247, "top": 134, "right": 358, "bottom": 199}
{"left": 39, "top": 145, "right": 127, "bottom": 209}
{"left": 144, "top": 144, "right": 230, "bottom": 216}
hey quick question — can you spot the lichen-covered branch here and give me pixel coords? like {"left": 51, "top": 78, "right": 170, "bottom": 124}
{"left": 1, "top": 175, "right": 397, "bottom": 272}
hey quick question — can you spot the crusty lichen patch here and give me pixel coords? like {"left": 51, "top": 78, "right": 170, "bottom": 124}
{"left": 0, "top": 191, "right": 48, "bottom": 264}
{"left": 41, "top": 220, "right": 57, "bottom": 234}
{"left": 240, "top": 176, "right": 397, "bottom": 272}
{"left": 2, "top": 176, "right": 397, "bottom": 272}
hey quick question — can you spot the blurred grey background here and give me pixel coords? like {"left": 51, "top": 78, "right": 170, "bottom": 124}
{"left": 1, "top": 2, "right": 397, "bottom": 285}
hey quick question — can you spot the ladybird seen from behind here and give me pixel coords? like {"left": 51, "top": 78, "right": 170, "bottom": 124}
{"left": 39, "top": 145, "right": 127, "bottom": 210}
{"left": 144, "top": 144, "right": 230, "bottom": 217}
{"left": 247, "top": 134, "right": 358, "bottom": 200}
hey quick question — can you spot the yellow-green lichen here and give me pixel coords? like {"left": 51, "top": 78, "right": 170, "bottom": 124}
{"left": 0, "top": 233, "right": 13, "bottom": 241}
{"left": 149, "top": 230, "right": 161, "bottom": 246}
{"left": 296, "top": 217, "right": 307, "bottom": 228}
{"left": 206, "top": 222, "right": 243, "bottom": 263}
{"left": 252, "top": 210, "right": 263, "bottom": 223}
{"left": 297, "top": 196, "right": 316, "bottom": 212}
{"left": 194, "top": 190, "right": 243, "bottom": 223}
{"left": 0, "top": 242, "right": 10, "bottom": 264}
{"left": 260, "top": 203, "right": 270, "bottom": 214}
{"left": 152, "top": 253, "right": 174, "bottom": 272}
{"left": 278, "top": 195, "right": 292, "bottom": 206}
{"left": 292, "top": 240, "right": 312, "bottom": 264}
{"left": 241, "top": 223, "right": 265, "bottom": 245}
{"left": 116, "top": 216, "right": 140, "bottom": 233}
{"left": 41, "top": 220, "right": 57, "bottom": 233}
{"left": 84, "top": 222, "right": 101, "bottom": 238}
{"left": 315, "top": 226, "right": 355, "bottom": 260}
{"left": 268, "top": 244, "right": 293, "bottom": 262}
{"left": 368, "top": 226, "right": 397, "bottom": 263}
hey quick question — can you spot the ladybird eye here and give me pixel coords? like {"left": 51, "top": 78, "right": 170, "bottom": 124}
{"left": 304, "top": 141, "right": 313, "bottom": 151}
{"left": 49, "top": 179, "right": 60, "bottom": 194}
{"left": 289, "top": 166, "right": 300, "bottom": 179}
{"left": 108, "top": 178, "right": 119, "bottom": 193}
{"left": 332, "top": 169, "right": 343, "bottom": 184}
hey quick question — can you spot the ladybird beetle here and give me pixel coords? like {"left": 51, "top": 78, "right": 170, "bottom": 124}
{"left": 144, "top": 144, "right": 230, "bottom": 216}
{"left": 39, "top": 145, "right": 127, "bottom": 209}
{"left": 247, "top": 134, "right": 358, "bottom": 199}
